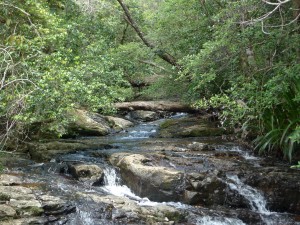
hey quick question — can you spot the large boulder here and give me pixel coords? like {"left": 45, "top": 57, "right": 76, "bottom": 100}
{"left": 109, "top": 153, "right": 185, "bottom": 202}
{"left": 77, "top": 193, "right": 187, "bottom": 224}
{"left": 68, "top": 163, "right": 104, "bottom": 185}
{"left": 158, "top": 116, "right": 229, "bottom": 138}
{"left": 68, "top": 109, "right": 110, "bottom": 136}
{"left": 184, "top": 172, "right": 227, "bottom": 206}
{"left": 0, "top": 174, "right": 75, "bottom": 223}
{"left": 244, "top": 168, "right": 300, "bottom": 214}
{"left": 27, "top": 139, "right": 114, "bottom": 162}
{"left": 128, "top": 110, "right": 160, "bottom": 122}
{"left": 104, "top": 116, "right": 134, "bottom": 131}
{"left": 0, "top": 205, "right": 16, "bottom": 220}
{"left": 0, "top": 174, "right": 22, "bottom": 186}
{"left": 0, "top": 186, "right": 43, "bottom": 217}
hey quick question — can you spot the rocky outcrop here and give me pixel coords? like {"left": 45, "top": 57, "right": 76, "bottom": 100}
{"left": 184, "top": 171, "right": 227, "bottom": 206}
{"left": 114, "top": 101, "right": 196, "bottom": 112}
{"left": 77, "top": 193, "right": 187, "bottom": 224}
{"left": 104, "top": 116, "right": 134, "bottom": 131}
{"left": 158, "top": 116, "right": 229, "bottom": 138}
{"left": 68, "top": 163, "right": 104, "bottom": 185}
{"left": 68, "top": 109, "right": 110, "bottom": 136}
{"left": 27, "top": 139, "right": 114, "bottom": 162}
{"left": 244, "top": 168, "right": 300, "bottom": 214}
{"left": 0, "top": 174, "right": 75, "bottom": 224}
{"left": 109, "top": 153, "right": 185, "bottom": 202}
{"left": 128, "top": 110, "right": 160, "bottom": 122}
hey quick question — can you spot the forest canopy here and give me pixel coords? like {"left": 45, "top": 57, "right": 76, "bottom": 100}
{"left": 0, "top": 0, "right": 299, "bottom": 160}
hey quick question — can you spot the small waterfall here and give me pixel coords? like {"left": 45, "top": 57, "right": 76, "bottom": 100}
{"left": 227, "top": 174, "right": 270, "bottom": 214}
{"left": 196, "top": 216, "right": 246, "bottom": 225}
{"left": 101, "top": 167, "right": 142, "bottom": 200}
{"left": 225, "top": 175, "right": 290, "bottom": 225}
{"left": 103, "top": 167, "right": 121, "bottom": 186}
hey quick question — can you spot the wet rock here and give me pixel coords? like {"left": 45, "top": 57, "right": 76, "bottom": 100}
{"left": 0, "top": 174, "right": 22, "bottom": 186}
{"left": 9, "top": 199, "right": 43, "bottom": 216}
{"left": 187, "top": 142, "right": 215, "bottom": 151}
{"left": 0, "top": 185, "right": 44, "bottom": 217}
{"left": 68, "top": 109, "right": 110, "bottom": 136}
{"left": 68, "top": 164, "right": 104, "bottom": 185}
{"left": 39, "top": 195, "right": 76, "bottom": 216}
{"left": 27, "top": 140, "right": 114, "bottom": 162}
{"left": 186, "top": 172, "right": 227, "bottom": 206}
{"left": 77, "top": 193, "right": 187, "bottom": 224}
{"left": 183, "top": 190, "right": 201, "bottom": 205}
{"left": 1, "top": 217, "right": 47, "bottom": 225}
{"left": 244, "top": 169, "right": 300, "bottom": 214}
{"left": 104, "top": 116, "right": 134, "bottom": 131}
{"left": 158, "top": 116, "right": 230, "bottom": 138}
{"left": 0, "top": 186, "right": 35, "bottom": 201}
{"left": 110, "top": 153, "right": 185, "bottom": 202}
{"left": 129, "top": 110, "right": 160, "bottom": 122}
{"left": 0, "top": 205, "right": 16, "bottom": 220}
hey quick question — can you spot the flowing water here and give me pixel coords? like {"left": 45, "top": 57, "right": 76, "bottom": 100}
{"left": 4, "top": 113, "right": 300, "bottom": 225}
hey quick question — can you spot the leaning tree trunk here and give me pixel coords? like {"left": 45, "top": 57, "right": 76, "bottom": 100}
{"left": 116, "top": 0, "right": 182, "bottom": 71}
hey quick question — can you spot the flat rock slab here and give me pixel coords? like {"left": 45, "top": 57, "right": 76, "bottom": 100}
{"left": 158, "top": 116, "right": 229, "bottom": 138}
{"left": 78, "top": 193, "right": 186, "bottom": 224}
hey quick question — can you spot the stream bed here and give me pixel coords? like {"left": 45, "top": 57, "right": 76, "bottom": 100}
{"left": 1, "top": 113, "right": 300, "bottom": 225}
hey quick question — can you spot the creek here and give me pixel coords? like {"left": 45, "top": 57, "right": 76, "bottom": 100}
{"left": 3, "top": 113, "right": 300, "bottom": 225}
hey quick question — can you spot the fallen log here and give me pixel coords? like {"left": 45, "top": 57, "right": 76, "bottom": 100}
{"left": 113, "top": 101, "right": 197, "bottom": 112}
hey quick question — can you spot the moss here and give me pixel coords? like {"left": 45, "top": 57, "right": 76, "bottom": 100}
{"left": 159, "top": 119, "right": 177, "bottom": 129}
{"left": 23, "top": 206, "right": 44, "bottom": 216}
{"left": 0, "top": 193, "right": 10, "bottom": 201}
{"left": 165, "top": 211, "right": 187, "bottom": 223}
{"left": 180, "top": 127, "right": 226, "bottom": 137}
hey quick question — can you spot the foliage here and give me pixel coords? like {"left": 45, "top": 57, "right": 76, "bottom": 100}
{"left": 291, "top": 161, "right": 300, "bottom": 169}
{"left": 1, "top": 0, "right": 299, "bottom": 160}
{"left": 170, "top": 0, "right": 300, "bottom": 160}
{"left": 0, "top": 0, "right": 133, "bottom": 144}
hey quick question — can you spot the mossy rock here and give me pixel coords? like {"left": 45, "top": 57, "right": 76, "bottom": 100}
{"left": 0, "top": 193, "right": 10, "bottom": 201}
{"left": 158, "top": 116, "right": 231, "bottom": 138}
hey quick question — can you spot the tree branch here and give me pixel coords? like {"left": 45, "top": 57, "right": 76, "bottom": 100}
{"left": 116, "top": 0, "right": 182, "bottom": 70}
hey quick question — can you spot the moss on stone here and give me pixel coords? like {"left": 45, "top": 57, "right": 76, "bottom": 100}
{"left": 165, "top": 211, "right": 187, "bottom": 223}
{"left": 0, "top": 193, "right": 10, "bottom": 201}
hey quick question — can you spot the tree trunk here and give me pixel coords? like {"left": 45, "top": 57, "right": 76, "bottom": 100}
{"left": 116, "top": 0, "right": 182, "bottom": 70}
{"left": 113, "top": 101, "right": 197, "bottom": 112}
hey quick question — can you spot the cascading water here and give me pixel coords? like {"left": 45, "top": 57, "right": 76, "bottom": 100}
{"left": 196, "top": 216, "right": 246, "bottom": 225}
{"left": 101, "top": 167, "right": 140, "bottom": 200}
{"left": 226, "top": 174, "right": 293, "bottom": 225}
{"left": 5, "top": 112, "right": 299, "bottom": 225}
{"left": 227, "top": 174, "right": 270, "bottom": 214}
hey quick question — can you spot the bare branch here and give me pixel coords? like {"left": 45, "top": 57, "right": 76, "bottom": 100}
{"left": 116, "top": 0, "right": 182, "bottom": 70}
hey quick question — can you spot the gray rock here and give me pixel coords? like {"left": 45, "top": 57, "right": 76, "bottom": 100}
{"left": 104, "top": 116, "right": 134, "bottom": 131}
{"left": 9, "top": 199, "right": 43, "bottom": 216}
{"left": 184, "top": 190, "right": 201, "bottom": 205}
{"left": 0, "top": 174, "right": 22, "bottom": 186}
{"left": 77, "top": 193, "right": 186, "bottom": 224}
{"left": 0, "top": 204, "right": 16, "bottom": 219}
{"left": 187, "top": 142, "right": 212, "bottom": 151}
{"left": 68, "top": 109, "right": 110, "bottom": 136}
{"left": 110, "top": 153, "right": 185, "bottom": 202}
{"left": 68, "top": 164, "right": 104, "bottom": 185}
{"left": 0, "top": 186, "right": 35, "bottom": 201}
{"left": 129, "top": 110, "right": 159, "bottom": 121}
{"left": 158, "top": 116, "right": 230, "bottom": 138}
{"left": 1, "top": 217, "right": 47, "bottom": 225}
